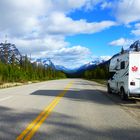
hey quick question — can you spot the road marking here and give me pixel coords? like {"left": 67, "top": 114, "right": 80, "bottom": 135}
{"left": 16, "top": 81, "right": 73, "bottom": 140}
{"left": 0, "top": 96, "right": 13, "bottom": 102}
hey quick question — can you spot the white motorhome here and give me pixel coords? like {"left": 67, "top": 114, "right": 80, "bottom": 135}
{"left": 107, "top": 41, "right": 140, "bottom": 100}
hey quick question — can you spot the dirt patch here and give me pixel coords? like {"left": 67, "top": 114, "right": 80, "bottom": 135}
{"left": 0, "top": 82, "right": 26, "bottom": 89}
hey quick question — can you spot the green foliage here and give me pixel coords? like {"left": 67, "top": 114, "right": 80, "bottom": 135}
{"left": 0, "top": 57, "right": 66, "bottom": 83}
{"left": 83, "top": 65, "right": 109, "bottom": 80}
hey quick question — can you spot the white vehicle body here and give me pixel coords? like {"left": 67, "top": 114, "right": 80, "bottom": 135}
{"left": 108, "top": 51, "right": 140, "bottom": 98}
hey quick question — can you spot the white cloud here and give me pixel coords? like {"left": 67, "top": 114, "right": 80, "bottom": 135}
{"left": 40, "top": 12, "right": 116, "bottom": 36}
{"left": 4, "top": 36, "right": 68, "bottom": 54}
{"left": 1, "top": 36, "right": 92, "bottom": 68}
{"left": 100, "top": 2, "right": 112, "bottom": 10}
{"left": 0, "top": 0, "right": 116, "bottom": 68}
{"left": 0, "top": 0, "right": 45, "bottom": 36}
{"left": 100, "top": 55, "right": 111, "bottom": 61}
{"left": 30, "top": 44, "right": 92, "bottom": 68}
{"left": 109, "top": 38, "right": 133, "bottom": 48}
{"left": 114, "top": 0, "right": 140, "bottom": 24}
{"left": 131, "top": 23, "right": 140, "bottom": 36}
{"left": 50, "top": 0, "right": 104, "bottom": 12}
{"left": 132, "top": 29, "right": 140, "bottom": 36}
{"left": 52, "top": 46, "right": 91, "bottom": 68}
{"left": 0, "top": 0, "right": 116, "bottom": 37}
{"left": 92, "top": 55, "right": 111, "bottom": 62}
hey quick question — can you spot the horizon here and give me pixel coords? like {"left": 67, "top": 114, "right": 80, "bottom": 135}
{"left": 0, "top": 0, "right": 140, "bottom": 68}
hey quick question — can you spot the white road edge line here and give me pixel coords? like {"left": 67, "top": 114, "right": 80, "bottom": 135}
{"left": 0, "top": 96, "right": 13, "bottom": 102}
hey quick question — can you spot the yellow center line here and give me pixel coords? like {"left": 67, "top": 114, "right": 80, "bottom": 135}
{"left": 16, "top": 81, "right": 73, "bottom": 140}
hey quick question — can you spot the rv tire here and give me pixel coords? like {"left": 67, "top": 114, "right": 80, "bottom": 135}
{"left": 107, "top": 84, "right": 112, "bottom": 94}
{"left": 120, "top": 88, "right": 128, "bottom": 100}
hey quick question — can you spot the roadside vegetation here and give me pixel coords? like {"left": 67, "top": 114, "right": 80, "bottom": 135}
{"left": 0, "top": 56, "right": 66, "bottom": 84}
{"left": 83, "top": 65, "right": 109, "bottom": 80}
{"left": 82, "top": 65, "right": 109, "bottom": 85}
{"left": 65, "top": 62, "right": 109, "bottom": 85}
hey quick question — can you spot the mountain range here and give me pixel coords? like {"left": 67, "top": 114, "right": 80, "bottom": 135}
{"left": 31, "top": 57, "right": 109, "bottom": 74}
{"left": 2, "top": 40, "right": 140, "bottom": 74}
{"left": 0, "top": 42, "right": 111, "bottom": 78}
{"left": 0, "top": 41, "right": 108, "bottom": 72}
{"left": 56, "top": 57, "right": 109, "bottom": 74}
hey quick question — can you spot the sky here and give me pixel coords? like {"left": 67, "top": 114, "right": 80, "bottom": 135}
{"left": 0, "top": 0, "right": 140, "bottom": 68}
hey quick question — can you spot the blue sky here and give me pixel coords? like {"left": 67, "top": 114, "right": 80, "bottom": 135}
{"left": 66, "top": 3, "right": 135, "bottom": 56}
{"left": 0, "top": 0, "right": 140, "bottom": 68}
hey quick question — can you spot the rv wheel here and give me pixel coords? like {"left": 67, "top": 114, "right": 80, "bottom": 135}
{"left": 120, "top": 88, "right": 128, "bottom": 100}
{"left": 107, "top": 84, "right": 112, "bottom": 94}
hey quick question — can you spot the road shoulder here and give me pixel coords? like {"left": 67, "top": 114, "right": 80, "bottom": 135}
{"left": 89, "top": 80, "right": 140, "bottom": 122}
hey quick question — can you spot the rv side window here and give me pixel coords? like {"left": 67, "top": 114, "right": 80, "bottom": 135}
{"left": 120, "top": 61, "right": 125, "bottom": 69}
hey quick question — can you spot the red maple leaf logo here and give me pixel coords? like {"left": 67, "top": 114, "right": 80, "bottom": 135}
{"left": 132, "top": 66, "right": 138, "bottom": 72}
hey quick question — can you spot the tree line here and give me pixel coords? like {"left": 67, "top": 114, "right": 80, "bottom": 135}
{"left": 0, "top": 55, "right": 66, "bottom": 84}
{"left": 66, "top": 62, "right": 110, "bottom": 80}
{"left": 83, "top": 64, "right": 109, "bottom": 80}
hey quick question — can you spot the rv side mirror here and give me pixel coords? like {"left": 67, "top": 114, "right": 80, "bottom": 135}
{"left": 109, "top": 72, "right": 115, "bottom": 80}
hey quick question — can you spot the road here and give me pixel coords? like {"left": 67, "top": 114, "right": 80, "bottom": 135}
{"left": 0, "top": 79, "right": 140, "bottom": 140}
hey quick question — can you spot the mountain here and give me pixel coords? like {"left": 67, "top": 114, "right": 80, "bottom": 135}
{"left": 0, "top": 42, "right": 21, "bottom": 64}
{"left": 55, "top": 65, "right": 70, "bottom": 72}
{"left": 55, "top": 65, "right": 78, "bottom": 73}
{"left": 78, "top": 59, "right": 105, "bottom": 72}
{"left": 57, "top": 57, "right": 110, "bottom": 78}
{"left": 32, "top": 58, "right": 55, "bottom": 69}
{"left": 65, "top": 59, "right": 110, "bottom": 78}
{"left": 55, "top": 57, "right": 108, "bottom": 74}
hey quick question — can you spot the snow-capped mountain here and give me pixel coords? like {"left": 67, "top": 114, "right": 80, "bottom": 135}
{"left": 32, "top": 58, "right": 55, "bottom": 69}
{"left": 85, "top": 59, "right": 105, "bottom": 68}
{"left": 0, "top": 42, "right": 21, "bottom": 64}
{"left": 55, "top": 57, "right": 109, "bottom": 74}
{"left": 55, "top": 65, "right": 69, "bottom": 72}
{"left": 55, "top": 65, "right": 78, "bottom": 73}
{"left": 77, "top": 57, "right": 108, "bottom": 72}
{"left": 31, "top": 57, "right": 108, "bottom": 73}
{"left": 30, "top": 40, "right": 140, "bottom": 73}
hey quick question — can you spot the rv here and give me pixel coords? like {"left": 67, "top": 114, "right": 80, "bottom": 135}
{"left": 107, "top": 41, "right": 140, "bottom": 100}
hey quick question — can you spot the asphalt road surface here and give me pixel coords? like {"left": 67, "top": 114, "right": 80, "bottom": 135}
{"left": 0, "top": 79, "right": 140, "bottom": 140}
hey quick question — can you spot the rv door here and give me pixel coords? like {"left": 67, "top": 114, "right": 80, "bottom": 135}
{"left": 109, "top": 72, "right": 118, "bottom": 91}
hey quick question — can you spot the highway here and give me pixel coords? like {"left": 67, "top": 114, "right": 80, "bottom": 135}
{"left": 0, "top": 79, "right": 140, "bottom": 140}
